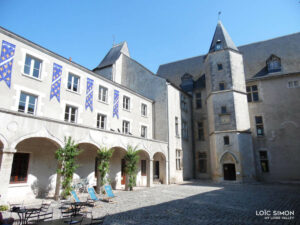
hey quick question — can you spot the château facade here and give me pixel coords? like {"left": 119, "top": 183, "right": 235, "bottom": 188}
{"left": 0, "top": 21, "right": 299, "bottom": 202}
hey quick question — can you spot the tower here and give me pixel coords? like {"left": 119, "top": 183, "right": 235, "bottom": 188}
{"left": 205, "top": 21, "right": 255, "bottom": 182}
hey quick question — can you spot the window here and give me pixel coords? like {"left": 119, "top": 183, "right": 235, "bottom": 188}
{"left": 198, "top": 152, "right": 207, "bottom": 173}
{"left": 267, "top": 55, "right": 281, "bottom": 73}
{"left": 255, "top": 116, "right": 264, "bottom": 136}
{"left": 217, "top": 64, "right": 223, "bottom": 71}
{"left": 67, "top": 73, "right": 80, "bottom": 92}
{"left": 197, "top": 122, "right": 204, "bottom": 141}
{"left": 18, "top": 92, "right": 37, "bottom": 115}
{"left": 247, "top": 85, "right": 259, "bottom": 102}
{"left": 176, "top": 150, "right": 182, "bottom": 170}
{"left": 215, "top": 40, "right": 222, "bottom": 51}
{"left": 224, "top": 136, "right": 230, "bottom": 145}
{"left": 141, "top": 160, "right": 146, "bottom": 176}
{"left": 141, "top": 103, "right": 147, "bottom": 116}
{"left": 195, "top": 92, "right": 202, "bottom": 109}
{"left": 181, "top": 95, "right": 188, "bottom": 111}
{"left": 98, "top": 85, "right": 108, "bottom": 102}
{"left": 288, "top": 81, "right": 299, "bottom": 88}
{"left": 219, "top": 82, "right": 225, "bottom": 90}
{"left": 10, "top": 153, "right": 30, "bottom": 183}
{"left": 141, "top": 125, "right": 147, "bottom": 138}
{"left": 123, "top": 96, "right": 130, "bottom": 110}
{"left": 122, "top": 120, "right": 130, "bottom": 134}
{"left": 182, "top": 120, "right": 188, "bottom": 140}
{"left": 64, "top": 105, "right": 78, "bottom": 123}
{"left": 24, "top": 55, "right": 42, "bottom": 78}
{"left": 97, "top": 113, "right": 106, "bottom": 129}
{"left": 259, "top": 151, "right": 269, "bottom": 172}
{"left": 175, "top": 117, "right": 179, "bottom": 137}
{"left": 221, "top": 106, "right": 227, "bottom": 114}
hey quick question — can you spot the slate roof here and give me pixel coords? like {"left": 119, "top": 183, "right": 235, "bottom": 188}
{"left": 94, "top": 42, "right": 130, "bottom": 70}
{"left": 157, "top": 31, "right": 300, "bottom": 88}
{"left": 209, "top": 21, "right": 238, "bottom": 53}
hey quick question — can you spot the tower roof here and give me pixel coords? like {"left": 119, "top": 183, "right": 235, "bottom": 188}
{"left": 94, "top": 41, "right": 130, "bottom": 70}
{"left": 208, "top": 21, "right": 238, "bottom": 53}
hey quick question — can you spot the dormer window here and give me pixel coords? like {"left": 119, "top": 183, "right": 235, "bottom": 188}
{"left": 267, "top": 55, "right": 281, "bottom": 73}
{"left": 215, "top": 40, "right": 222, "bottom": 51}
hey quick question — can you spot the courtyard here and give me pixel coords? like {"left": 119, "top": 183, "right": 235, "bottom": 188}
{"left": 5, "top": 181, "right": 300, "bottom": 225}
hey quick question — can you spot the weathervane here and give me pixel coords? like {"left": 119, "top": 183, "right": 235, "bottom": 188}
{"left": 218, "top": 11, "right": 221, "bottom": 20}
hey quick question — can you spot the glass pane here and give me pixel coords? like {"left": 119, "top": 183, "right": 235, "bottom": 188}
{"left": 18, "top": 102, "right": 25, "bottom": 112}
{"left": 73, "top": 83, "right": 78, "bottom": 92}
{"left": 71, "top": 114, "right": 76, "bottom": 122}
{"left": 252, "top": 85, "right": 258, "bottom": 91}
{"left": 28, "top": 95, "right": 36, "bottom": 105}
{"left": 68, "top": 74, "right": 73, "bottom": 83}
{"left": 246, "top": 86, "right": 251, "bottom": 92}
{"left": 25, "top": 55, "right": 32, "bottom": 67}
{"left": 24, "top": 65, "right": 30, "bottom": 75}
{"left": 67, "top": 82, "right": 72, "bottom": 90}
{"left": 33, "top": 59, "right": 41, "bottom": 70}
{"left": 71, "top": 107, "right": 77, "bottom": 115}
{"left": 27, "top": 104, "right": 35, "bottom": 114}
{"left": 32, "top": 68, "right": 40, "bottom": 78}
{"left": 247, "top": 93, "right": 252, "bottom": 102}
{"left": 20, "top": 93, "right": 27, "bottom": 102}
{"left": 253, "top": 92, "right": 259, "bottom": 101}
{"left": 255, "top": 116, "right": 263, "bottom": 124}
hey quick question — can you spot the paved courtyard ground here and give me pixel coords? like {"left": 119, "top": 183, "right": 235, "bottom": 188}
{"left": 5, "top": 181, "right": 300, "bottom": 225}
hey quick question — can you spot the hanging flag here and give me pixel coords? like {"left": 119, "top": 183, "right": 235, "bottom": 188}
{"left": 113, "top": 89, "right": 119, "bottom": 119}
{"left": 50, "top": 63, "right": 62, "bottom": 102}
{"left": 85, "top": 78, "right": 94, "bottom": 111}
{"left": 0, "top": 40, "right": 16, "bottom": 88}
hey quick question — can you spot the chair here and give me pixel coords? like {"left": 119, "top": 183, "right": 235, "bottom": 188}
{"left": 71, "top": 191, "right": 81, "bottom": 203}
{"left": 87, "top": 187, "right": 100, "bottom": 202}
{"left": 60, "top": 201, "right": 75, "bottom": 218}
{"left": 104, "top": 185, "right": 116, "bottom": 203}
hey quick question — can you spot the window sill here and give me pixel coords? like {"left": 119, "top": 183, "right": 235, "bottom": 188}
{"left": 248, "top": 100, "right": 263, "bottom": 103}
{"left": 21, "top": 73, "right": 42, "bottom": 82}
{"left": 97, "top": 100, "right": 109, "bottom": 105}
{"left": 122, "top": 108, "right": 131, "bottom": 113}
{"left": 66, "top": 89, "right": 81, "bottom": 96}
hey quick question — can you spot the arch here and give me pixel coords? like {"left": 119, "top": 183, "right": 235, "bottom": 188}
{"left": 153, "top": 151, "right": 167, "bottom": 184}
{"left": 11, "top": 128, "right": 63, "bottom": 150}
{"left": 280, "top": 120, "right": 298, "bottom": 129}
{"left": 153, "top": 151, "right": 166, "bottom": 161}
{"left": 219, "top": 151, "right": 239, "bottom": 164}
{"left": 0, "top": 133, "right": 8, "bottom": 151}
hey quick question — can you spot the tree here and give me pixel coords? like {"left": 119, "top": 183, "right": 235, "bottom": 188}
{"left": 124, "top": 145, "right": 139, "bottom": 191}
{"left": 55, "top": 137, "right": 81, "bottom": 199}
{"left": 96, "top": 147, "right": 113, "bottom": 194}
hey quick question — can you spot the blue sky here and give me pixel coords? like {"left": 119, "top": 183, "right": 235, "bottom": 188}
{"left": 1, "top": 0, "right": 299, "bottom": 73}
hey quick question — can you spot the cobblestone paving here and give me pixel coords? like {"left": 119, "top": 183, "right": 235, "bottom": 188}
{"left": 5, "top": 181, "right": 300, "bottom": 225}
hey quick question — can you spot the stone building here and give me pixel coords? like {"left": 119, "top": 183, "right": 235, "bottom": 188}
{"left": 0, "top": 21, "right": 299, "bottom": 202}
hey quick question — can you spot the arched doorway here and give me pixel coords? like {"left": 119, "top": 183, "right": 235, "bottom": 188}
{"left": 76, "top": 143, "right": 99, "bottom": 187}
{"left": 10, "top": 137, "right": 61, "bottom": 199}
{"left": 136, "top": 150, "right": 150, "bottom": 187}
{"left": 220, "top": 151, "right": 238, "bottom": 181}
{"left": 153, "top": 152, "right": 167, "bottom": 184}
{"left": 109, "top": 147, "right": 127, "bottom": 190}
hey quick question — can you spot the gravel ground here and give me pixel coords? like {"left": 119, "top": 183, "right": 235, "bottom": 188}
{"left": 4, "top": 181, "right": 300, "bottom": 225}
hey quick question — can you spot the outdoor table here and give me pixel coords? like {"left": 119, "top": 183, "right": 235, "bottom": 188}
{"left": 37, "top": 216, "right": 90, "bottom": 225}
{"left": 11, "top": 207, "right": 40, "bottom": 225}
{"left": 64, "top": 202, "right": 87, "bottom": 216}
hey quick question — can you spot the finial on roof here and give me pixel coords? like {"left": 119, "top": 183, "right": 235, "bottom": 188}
{"left": 218, "top": 11, "right": 221, "bottom": 21}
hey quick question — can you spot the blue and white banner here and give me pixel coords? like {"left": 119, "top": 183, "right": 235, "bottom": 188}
{"left": 50, "top": 63, "right": 62, "bottom": 102}
{"left": 113, "top": 89, "right": 119, "bottom": 119}
{"left": 0, "top": 40, "right": 16, "bottom": 88}
{"left": 85, "top": 78, "right": 94, "bottom": 111}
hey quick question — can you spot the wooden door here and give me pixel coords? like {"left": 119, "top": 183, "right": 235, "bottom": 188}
{"left": 223, "top": 163, "right": 236, "bottom": 180}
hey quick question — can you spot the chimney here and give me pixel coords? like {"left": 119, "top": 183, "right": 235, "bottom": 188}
{"left": 69, "top": 57, "right": 72, "bottom": 62}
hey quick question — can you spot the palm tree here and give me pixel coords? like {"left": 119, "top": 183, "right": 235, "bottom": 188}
{"left": 96, "top": 147, "right": 113, "bottom": 193}
{"left": 124, "top": 145, "right": 139, "bottom": 191}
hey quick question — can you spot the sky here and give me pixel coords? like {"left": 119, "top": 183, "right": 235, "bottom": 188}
{"left": 1, "top": 0, "right": 299, "bottom": 73}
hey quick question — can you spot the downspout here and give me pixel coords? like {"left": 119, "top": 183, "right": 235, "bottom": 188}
{"left": 190, "top": 92, "right": 196, "bottom": 179}
{"left": 166, "top": 83, "right": 171, "bottom": 184}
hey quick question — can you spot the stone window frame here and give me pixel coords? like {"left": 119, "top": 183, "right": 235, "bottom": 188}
{"left": 224, "top": 136, "right": 230, "bottom": 145}
{"left": 141, "top": 125, "right": 147, "bottom": 138}
{"left": 181, "top": 120, "right": 188, "bottom": 140}
{"left": 23, "top": 54, "right": 43, "bottom": 79}
{"left": 175, "top": 117, "right": 180, "bottom": 138}
{"left": 247, "top": 85, "right": 259, "bottom": 102}
{"left": 198, "top": 152, "right": 207, "bottom": 173}
{"left": 266, "top": 54, "right": 281, "bottom": 73}
{"left": 10, "top": 153, "right": 30, "bottom": 184}
{"left": 255, "top": 116, "right": 264, "bottom": 136}
{"left": 141, "top": 103, "right": 147, "bottom": 117}
{"left": 18, "top": 91, "right": 38, "bottom": 115}
{"left": 123, "top": 95, "right": 130, "bottom": 111}
{"left": 96, "top": 113, "right": 107, "bottom": 130}
{"left": 122, "top": 120, "right": 130, "bottom": 134}
{"left": 195, "top": 92, "right": 202, "bottom": 109}
{"left": 176, "top": 149, "right": 183, "bottom": 170}
{"left": 67, "top": 72, "right": 81, "bottom": 93}
{"left": 64, "top": 104, "right": 78, "bottom": 123}
{"left": 259, "top": 151, "right": 269, "bottom": 173}
{"left": 98, "top": 85, "right": 108, "bottom": 103}
{"left": 197, "top": 122, "right": 204, "bottom": 141}
{"left": 219, "top": 82, "right": 226, "bottom": 91}
{"left": 217, "top": 63, "right": 223, "bottom": 71}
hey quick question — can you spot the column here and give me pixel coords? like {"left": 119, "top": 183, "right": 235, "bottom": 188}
{"left": 147, "top": 159, "right": 153, "bottom": 187}
{"left": 165, "top": 160, "right": 169, "bottom": 185}
{"left": 0, "top": 149, "right": 15, "bottom": 202}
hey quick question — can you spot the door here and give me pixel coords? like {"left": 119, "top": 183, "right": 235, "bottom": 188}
{"left": 223, "top": 163, "right": 236, "bottom": 180}
{"left": 121, "top": 159, "right": 126, "bottom": 185}
{"left": 154, "top": 161, "right": 159, "bottom": 179}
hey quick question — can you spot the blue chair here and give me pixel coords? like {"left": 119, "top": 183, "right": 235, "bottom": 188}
{"left": 104, "top": 185, "right": 116, "bottom": 203}
{"left": 71, "top": 190, "right": 81, "bottom": 203}
{"left": 87, "top": 187, "right": 100, "bottom": 202}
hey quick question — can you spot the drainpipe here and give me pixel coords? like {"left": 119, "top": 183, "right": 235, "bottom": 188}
{"left": 190, "top": 92, "right": 196, "bottom": 179}
{"left": 166, "top": 83, "right": 171, "bottom": 184}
